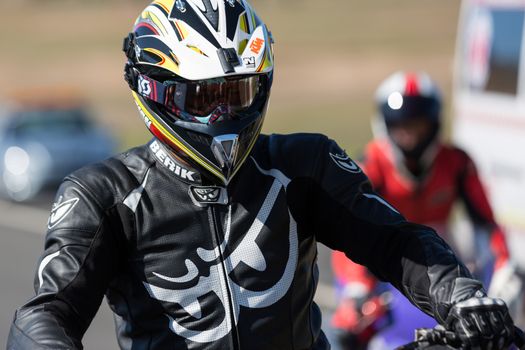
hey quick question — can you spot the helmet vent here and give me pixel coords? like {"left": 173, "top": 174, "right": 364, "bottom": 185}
{"left": 175, "top": 0, "right": 187, "bottom": 13}
{"left": 221, "top": 140, "right": 234, "bottom": 156}
{"left": 211, "top": 134, "right": 239, "bottom": 169}
{"left": 217, "top": 48, "right": 241, "bottom": 73}
{"left": 200, "top": 0, "right": 219, "bottom": 31}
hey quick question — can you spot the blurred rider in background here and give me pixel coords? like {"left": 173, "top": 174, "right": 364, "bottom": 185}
{"left": 331, "top": 71, "right": 523, "bottom": 349}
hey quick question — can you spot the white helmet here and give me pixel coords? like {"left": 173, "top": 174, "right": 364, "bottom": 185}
{"left": 123, "top": 0, "right": 274, "bottom": 184}
{"left": 374, "top": 71, "right": 442, "bottom": 160}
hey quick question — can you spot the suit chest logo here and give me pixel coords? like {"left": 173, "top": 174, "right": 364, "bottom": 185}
{"left": 149, "top": 140, "right": 198, "bottom": 182}
{"left": 188, "top": 185, "right": 228, "bottom": 206}
{"left": 329, "top": 152, "right": 362, "bottom": 173}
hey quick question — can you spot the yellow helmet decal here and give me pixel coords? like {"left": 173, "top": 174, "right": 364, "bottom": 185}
{"left": 239, "top": 12, "right": 249, "bottom": 33}
{"left": 132, "top": 91, "right": 226, "bottom": 182}
{"left": 143, "top": 11, "right": 170, "bottom": 37}
{"left": 143, "top": 48, "right": 180, "bottom": 74}
{"left": 174, "top": 20, "right": 189, "bottom": 40}
{"left": 152, "top": 0, "right": 173, "bottom": 14}
{"left": 228, "top": 119, "right": 263, "bottom": 181}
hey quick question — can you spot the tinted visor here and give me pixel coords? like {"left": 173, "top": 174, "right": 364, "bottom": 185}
{"left": 165, "top": 75, "right": 262, "bottom": 117}
{"left": 381, "top": 95, "right": 440, "bottom": 126}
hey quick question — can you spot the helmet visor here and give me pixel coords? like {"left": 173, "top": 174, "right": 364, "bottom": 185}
{"left": 165, "top": 75, "right": 261, "bottom": 118}
{"left": 381, "top": 95, "right": 440, "bottom": 126}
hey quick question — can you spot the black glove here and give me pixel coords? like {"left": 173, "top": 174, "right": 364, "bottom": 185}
{"left": 446, "top": 295, "right": 515, "bottom": 349}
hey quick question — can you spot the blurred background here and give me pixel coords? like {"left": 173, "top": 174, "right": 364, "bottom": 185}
{"left": 0, "top": 0, "right": 461, "bottom": 153}
{"left": 1, "top": 0, "right": 524, "bottom": 349}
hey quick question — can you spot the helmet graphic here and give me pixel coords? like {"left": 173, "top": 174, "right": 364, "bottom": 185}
{"left": 374, "top": 71, "right": 442, "bottom": 160}
{"left": 123, "top": 0, "right": 274, "bottom": 185}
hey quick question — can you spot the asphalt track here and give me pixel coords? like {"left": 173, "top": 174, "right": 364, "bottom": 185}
{"left": 0, "top": 197, "right": 338, "bottom": 349}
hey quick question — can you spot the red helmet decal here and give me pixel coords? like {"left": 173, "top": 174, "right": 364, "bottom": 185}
{"left": 404, "top": 73, "right": 420, "bottom": 96}
{"left": 149, "top": 122, "right": 181, "bottom": 154}
{"left": 135, "top": 22, "right": 160, "bottom": 36}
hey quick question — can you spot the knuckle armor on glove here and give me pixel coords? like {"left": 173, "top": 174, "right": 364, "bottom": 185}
{"left": 438, "top": 278, "right": 515, "bottom": 349}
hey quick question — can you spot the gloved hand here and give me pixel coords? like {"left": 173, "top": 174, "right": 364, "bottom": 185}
{"left": 445, "top": 294, "right": 515, "bottom": 349}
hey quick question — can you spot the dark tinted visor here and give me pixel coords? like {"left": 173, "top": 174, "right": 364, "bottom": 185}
{"left": 165, "top": 75, "right": 262, "bottom": 117}
{"left": 381, "top": 95, "right": 440, "bottom": 125}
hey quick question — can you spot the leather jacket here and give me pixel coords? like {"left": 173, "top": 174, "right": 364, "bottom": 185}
{"left": 8, "top": 133, "right": 475, "bottom": 350}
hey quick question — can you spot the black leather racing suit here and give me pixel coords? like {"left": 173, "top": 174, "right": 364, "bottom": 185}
{"left": 8, "top": 133, "right": 474, "bottom": 350}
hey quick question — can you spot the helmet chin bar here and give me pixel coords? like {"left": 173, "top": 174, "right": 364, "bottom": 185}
{"left": 135, "top": 90, "right": 264, "bottom": 186}
{"left": 211, "top": 134, "right": 240, "bottom": 180}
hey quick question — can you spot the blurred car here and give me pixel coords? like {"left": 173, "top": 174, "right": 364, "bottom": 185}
{"left": 0, "top": 93, "right": 116, "bottom": 201}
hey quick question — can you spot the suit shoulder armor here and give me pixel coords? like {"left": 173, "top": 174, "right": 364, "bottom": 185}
{"left": 65, "top": 145, "right": 152, "bottom": 208}
{"left": 265, "top": 132, "right": 328, "bottom": 155}
{"left": 253, "top": 133, "right": 329, "bottom": 178}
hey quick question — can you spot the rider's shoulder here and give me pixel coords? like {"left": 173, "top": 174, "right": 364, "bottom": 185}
{"left": 63, "top": 144, "right": 153, "bottom": 206}
{"left": 439, "top": 143, "right": 473, "bottom": 162}
{"left": 252, "top": 133, "right": 331, "bottom": 176}
{"left": 257, "top": 132, "right": 330, "bottom": 154}
{"left": 364, "top": 138, "right": 391, "bottom": 158}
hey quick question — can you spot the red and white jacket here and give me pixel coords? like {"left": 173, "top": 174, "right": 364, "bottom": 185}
{"left": 332, "top": 138, "right": 509, "bottom": 300}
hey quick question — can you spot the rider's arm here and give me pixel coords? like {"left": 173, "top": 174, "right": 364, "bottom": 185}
{"left": 7, "top": 178, "right": 122, "bottom": 350}
{"left": 330, "top": 140, "right": 383, "bottom": 306}
{"left": 456, "top": 149, "right": 509, "bottom": 268}
{"left": 287, "top": 136, "right": 479, "bottom": 321}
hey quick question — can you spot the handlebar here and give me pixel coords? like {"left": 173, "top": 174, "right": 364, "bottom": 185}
{"left": 395, "top": 326, "right": 525, "bottom": 350}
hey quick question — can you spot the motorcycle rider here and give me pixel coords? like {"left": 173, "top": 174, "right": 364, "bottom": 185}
{"left": 8, "top": 3, "right": 518, "bottom": 350}
{"left": 332, "top": 71, "right": 521, "bottom": 349}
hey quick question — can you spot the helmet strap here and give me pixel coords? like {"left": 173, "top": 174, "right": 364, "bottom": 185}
{"left": 122, "top": 32, "right": 138, "bottom": 62}
{"left": 122, "top": 32, "right": 143, "bottom": 91}
{"left": 127, "top": 69, "right": 169, "bottom": 106}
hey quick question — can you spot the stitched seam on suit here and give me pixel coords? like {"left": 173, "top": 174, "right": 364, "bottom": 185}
{"left": 11, "top": 317, "right": 75, "bottom": 350}
{"left": 52, "top": 214, "right": 110, "bottom": 329}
